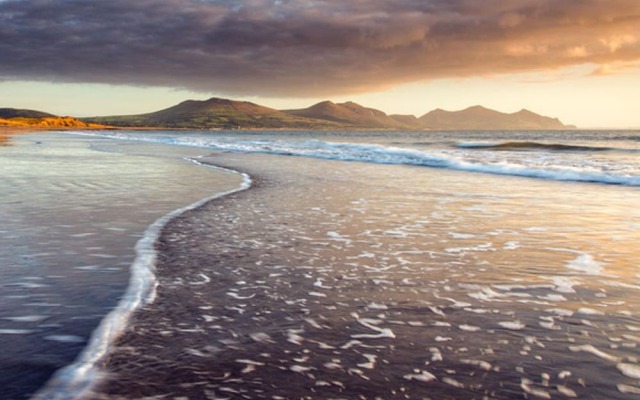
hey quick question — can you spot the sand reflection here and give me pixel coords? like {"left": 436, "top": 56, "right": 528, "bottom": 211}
{"left": 0, "top": 133, "right": 14, "bottom": 146}
{"left": 0, "top": 129, "right": 39, "bottom": 146}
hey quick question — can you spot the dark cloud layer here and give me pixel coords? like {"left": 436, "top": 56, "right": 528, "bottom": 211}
{"left": 1, "top": 0, "right": 639, "bottom": 97}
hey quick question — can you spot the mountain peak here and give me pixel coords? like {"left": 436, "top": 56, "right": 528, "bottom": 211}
{"left": 419, "top": 105, "right": 570, "bottom": 130}
{"left": 285, "top": 100, "right": 416, "bottom": 129}
{"left": 203, "top": 97, "right": 250, "bottom": 106}
{"left": 514, "top": 108, "right": 535, "bottom": 115}
{"left": 465, "top": 105, "right": 490, "bottom": 111}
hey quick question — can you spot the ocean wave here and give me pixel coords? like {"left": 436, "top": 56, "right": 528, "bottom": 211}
{"left": 72, "top": 131, "right": 640, "bottom": 187}
{"left": 454, "top": 141, "right": 623, "bottom": 152}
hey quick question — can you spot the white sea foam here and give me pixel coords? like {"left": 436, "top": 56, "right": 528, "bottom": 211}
{"left": 459, "top": 324, "right": 481, "bottom": 332}
{"left": 73, "top": 131, "right": 640, "bottom": 187}
{"left": 618, "top": 384, "right": 640, "bottom": 394}
{"left": 403, "top": 370, "right": 437, "bottom": 382}
{"left": 565, "top": 254, "right": 604, "bottom": 275}
{"left": 569, "top": 344, "right": 621, "bottom": 362}
{"left": 45, "top": 335, "right": 85, "bottom": 343}
{"left": 367, "top": 302, "right": 389, "bottom": 310}
{"left": 499, "top": 321, "right": 526, "bottom": 330}
{"left": 520, "top": 378, "right": 551, "bottom": 399}
{"left": 0, "top": 329, "right": 34, "bottom": 335}
{"left": 3, "top": 315, "right": 48, "bottom": 322}
{"left": 357, "top": 354, "right": 377, "bottom": 369}
{"left": 443, "top": 377, "right": 465, "bottom": 388}
{"left": 617, "top": 363, "right": 640, "bottom": 379}
{"left": 546, "top": 308, "right": 574, "bottom": 317}
{"left": 461, "top": 359, "right": 492, "bottom": 371}
{"left": 551, "top": 277, "right": 577, "bottom": 293}
{"left": 577, "top": 307, "right": 604, "bottom": 315}
{"left": 31, "top": 159, "right": 252, "bottom": 400}
{"left": 352, "top": 316, "right": 396, "bottom": 339}
{"left": 429, "top": 347, "right": 443, "bottom": 362}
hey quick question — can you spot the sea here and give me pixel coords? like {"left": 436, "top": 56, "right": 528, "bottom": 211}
{"left": 1, "top": 129, "right": 639, "bottom": 399}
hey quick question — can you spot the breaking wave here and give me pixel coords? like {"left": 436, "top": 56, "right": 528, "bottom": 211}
{"left": 454, "top": 141, "right": 622, "bottom": 152}
{"left": 73, "top": 131, "right": 640, "bottom": 187}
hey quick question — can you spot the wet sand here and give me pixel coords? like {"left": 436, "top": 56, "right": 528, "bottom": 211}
{"left": 88, "top": 153, "right": 640, "bottom": 399}
{"left": 0, "top": 134, "right": 244, "bottom": 400}
{"left": 90, "top": 154, "right": 477, "bottom": 399}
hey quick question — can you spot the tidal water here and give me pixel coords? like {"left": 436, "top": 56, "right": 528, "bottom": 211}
{"left": 1, "top": 129, "right": 639, "bottom": 399}
{"left": 0, "top": 132, "right": 242, "bottom": 399}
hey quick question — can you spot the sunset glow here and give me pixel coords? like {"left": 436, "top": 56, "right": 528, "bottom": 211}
{"left": 1, "top": 0, "right": 640, "bottom": 127}
{"left": 3, "top": 3, "right": 640, "bottom": 399}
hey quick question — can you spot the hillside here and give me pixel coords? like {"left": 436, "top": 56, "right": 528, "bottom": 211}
{"left": 2, "top": 99, "right": 574, "bottom": 131}
{"left": 0, "top": 108, "right": 56, "bottom": 119}
{"left": 418, "top": 105, "right": 572, "bottom": 130}
{"left": 284, "top": 101, "right": 419, "bottom": 129}
{"left": 86, "top": 98, "right": 340, "bottom": 129}
{"left": 389, "top": 114, "right": 422, "bottom": 128}
{"left": 0, "top": 115, "right": 109, "bottom": 129}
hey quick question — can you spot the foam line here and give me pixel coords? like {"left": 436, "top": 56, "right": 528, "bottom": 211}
{"left": 71, "top": 131, "right": 640, "bottom": 187}
{"left": 31, "top": 158, "right": 251, "bottom": 400}
{"left": 454, "top": 141, "right": 626, "bottom": 152}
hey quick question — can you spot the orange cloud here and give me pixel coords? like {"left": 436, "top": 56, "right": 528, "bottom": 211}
{"left": 566, "top": 46, "right": 589, "bottom": 58}
{"left": 600, "top": 34, "right": 638, "bottom": 52}
{"left": 506, "top": 43, "right": 549, "bottom": 57}
{"left": 0, "top": 0, "right": 639, "bottom": 97}
{"left": 499, "top": 12, "right": 526, "bottom": 28}
{"left": 591, "top": 61, "right": 640, "bottom": 75}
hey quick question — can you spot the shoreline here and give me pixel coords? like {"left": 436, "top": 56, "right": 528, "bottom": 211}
{"left": 31, "top": 157, "right": 253, "bottom": 400}
{"left": 11, "top": 132, "right": 640, "bottom": 399}
{"left": 80, "top": 152, "right": 640, "bottom": 399}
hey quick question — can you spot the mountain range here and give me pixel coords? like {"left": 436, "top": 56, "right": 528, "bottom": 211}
{"left": 2, "top": 98, "right": 575, "bottom": 130}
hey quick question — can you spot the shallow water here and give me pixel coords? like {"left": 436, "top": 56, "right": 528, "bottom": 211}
{"left": 0, "top": 132, "right": 242, "bottom": 399}
{"left": 79, "top": 129, "right": 640, "bottom": 186}
{"left": 3, "top": 129, "right": 640, "bottom": 399}
{"left": 91, "top": 152, "right": 640, "bottom": 399}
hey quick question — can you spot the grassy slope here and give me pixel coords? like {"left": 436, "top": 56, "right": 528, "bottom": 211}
{"left": 284, "top": 101, "right": 420, "bottom": 129}
{"left": 87, "top": 98, "right": 342, "bottom": 129}
{"left": 0, "top": 116, "right": 107, "bottom": 128}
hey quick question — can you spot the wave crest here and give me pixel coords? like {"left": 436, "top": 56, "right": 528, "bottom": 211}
{"left": 73, "top": 131, "right": 640, "bottom": 187}
{"left": 454, "top": 141, "right": 621, "bottom": 152}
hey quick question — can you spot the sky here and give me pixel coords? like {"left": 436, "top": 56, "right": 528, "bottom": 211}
{"left": 1, "top": 0, "right": 640, "bottom": 128}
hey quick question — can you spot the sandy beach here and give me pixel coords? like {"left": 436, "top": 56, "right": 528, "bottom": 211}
{"left": 5, "top": 1, "right": 640, "bottom": 398}
{"left": 83, "top": 151, "right": 640, "bottom": 399}
{"left": 0, "top": 133, "right": 243, "bottom": 400}
{"left": 4, "top": 130, "right": 638, "bottom": 399}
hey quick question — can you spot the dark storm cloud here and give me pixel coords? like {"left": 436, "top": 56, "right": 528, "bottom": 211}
{"left": 1, "top": 0, "right": 639, "bottom": 96}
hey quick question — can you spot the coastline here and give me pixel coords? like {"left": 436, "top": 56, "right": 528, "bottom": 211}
{"left": 6, "top": 130, "right": 638, "bottom": 399}
{"left": 30, "top": 158, "right": 252, "bottom": 400}
{"left": 80, "top": 152, "right": 640, "bottom": 399}
{"left": 0, "top": 132, "right": 248, "bottom": 399}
